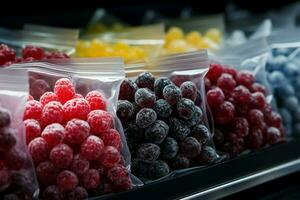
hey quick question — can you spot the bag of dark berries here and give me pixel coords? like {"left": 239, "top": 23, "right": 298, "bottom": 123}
{"left": 10, "top": 58, "right": 137, "bottom": 199}
{"left": 118, "top": 50, "right": 221, "bottom": 183}
{"left": 0, "top": 69, "right": 39, "bottom": 199}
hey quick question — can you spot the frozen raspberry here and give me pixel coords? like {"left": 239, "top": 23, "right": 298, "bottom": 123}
{"left": 22, "top": 45, "right": 44, "bottom": 59}
{"left": 0, "top": 169, "right": 10, "bottom": 188}
{"left": 206, "top": 87, "right": 225, "bottom": 108}
{"left": 65, "top": 119, "right": 90, "bottom": 144}
{"left": 39, "top": 92, "right": 58, "bottom": 106}
{"left": 65, "top": 186, "right": 88, "bottom": 200}
{"left": 266, "top": 111, "right": 282, "bottom": 128}
{"left": 24, "top": 119, "right": 41, "bottom": 144}
{"left": 74, "top": 93, "right": 84, "bottom": 99}
{"left": 136, "top": 108, "right": 157, "bottom": 128}
{"left": 227, "top": 132, "right": 244, "bottom": 147}
{"left": 137, "top": 143, "right": 160, "bottom": 162}
{"left": 246, "top": 129, "right": 264, "bottom": 149}
{"left": 119, "top": 79, "right": 138, "bottom": 101}
{"left": 170, "top": 155, "right": 190, "bottom": 170}
{"left": 169, "top": 117, "right": 190, "bottom": 141}
{"left": 177, "top": 98, "right": 196, "bottom": 120}
{"left": 36, "top": 161, "right": 59, "bottom": 185}
{"left": 250, "top": 83, "right": 266, "bottom": 95}
{"left": 145, "top": 120, "right": 169, "bottom": 144}
{"left": 41, "top": 101, "right": 64, "bottom": 126}
{"left": 87, "top": 110, "right": 113, "bottom": 134}
{"left": 180, "top": 137, "right": 202, "bottom": 158}
{"left": 207, "top": 63, "right": 224, "bottom": 83}
{"left": 198, "top": 146, "right": 219, "bottom": 164}
{"left": 153, "top": 99, "right": 172, "bottom": 119}
{"left": 24, "top": 100, "right": 43, "bottom": 121}
{"left": 80, "top": 169, "right": 100, "bottom": 189}
{"left": 0, "top": 127, "right": 16, "bottom": 153}
{"left": 163, "top": 84, "right": 182, "bottom": 105}
{"left": 186, "top": 106, "right": 203, "bottom": 127}
{"left": 191, "top": 124, "right": 210, "bottom": 144}
{"left": 0, "top": 107, "right": 10, "bottom": 127}
{"left": 56, "top": 170, "right": 78, "bottom": 192}
{"left": 50, "top": 144, "right": 73, "bottom": 169}
{"left": 135, "top": 72, "right": 155, "bottom": 90}
{"left": 214, "top": 101, "right": 235, "bottom": 125}
{"left": 232, "top": 117, "right": 249, "bottom": 137}
{"left": 49, "top": 52, "right": 70, "bottom": 59}
{"left": 117, "top": 100, "right": 134, "bottom": 121}
{"left": 213, "top": 129, "right": 224, "bottom": 146}
{"left": 4, "top": 147, "right": 27, "bottom": 170}
{"left": 28, "top": 137, "right": 49, "bottom": 164}
{"left": 154, "top": 77, "right": 173, "bottom": 98}
{"left": 81, "top": 136, "right": 104, "bottom": 160}
{"left": 161, "top": 137, "right": 179, "bottom": 160}
{"left": 217, "top": 73, "right": 236, "bottom": 92}
{"left": 180, "top": 81, "right": 197, "bottom": 102}
{"left": 54, "top": 78, "right": 75, "bottom": 104}
{"left": 27, "top": 95, "right": 34, "bottom": 101}
{"left": 30, "top": 79, "right": 51, "bottom": 100}
{"left": 100, "top": 129, "right": 122, "bottom": 151}
{"left": 232, "top": 85, "right": 252, "bottom": 104}
{"left": 170, "top": 75, "right": 193, "bottom": 87}
{"left": 43, "top": 185, "right": 63, "bottom": 200}
{"left": 41, "top": 123, "right": 65, "bottom": 147}
{"left": 223, "top": 67, "right": 237, "bottom": 78}
{"left": 0, "top": 44, "right": 16, "bottom": 65}
{"left": 148, "top": 160, "right": 170, "bottom": 180}
{"left": 252, "top": 92, "right": 266, "bottom": 109}
{"left": 266, "top": 127, "right": 281, "bottom": 144}
{"left": 107, "top": 165, "right": 132, "bottom": 191}
{"left": 247, "top": 109, "right": 265, "bottom": 130}
{"left": 236, "top": 70, "right": 255, "bottom": 88}
{"left": 135, "top": 88, "right": 156, "bottom": 108}
{"left": 70, "top": 154, "right": 90, "bottom": 176}
{"left": 85, "top": 90, "right": 107, "bottom": 111}
{"left": 98, "top": 146, "right": 121, "bottom": 168}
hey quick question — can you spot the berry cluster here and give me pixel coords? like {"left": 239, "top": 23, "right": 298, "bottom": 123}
{"left": 206, "top": 63, "right": 285, "bottom": 157}
{"left": 0, "top": 44, "right": 69, "bottom": 67}
{"left": 24, "top": 78, "right": 132, "bottom": 199}
{"left": 118, "top": 72, "right": 218, "bottom": 181}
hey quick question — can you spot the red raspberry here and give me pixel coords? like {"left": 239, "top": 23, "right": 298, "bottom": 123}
{"left": 227, "top": 132, "right": 244, "bottom": 148}
{"left": 28, "top": 137, "right": 49, "bottom": 164}
{"left": 98, "top": 146, "right": 121, "bottom": 168}
{"left": 246, "top": 129, "right": 264, "bottom": 149}
{"left": 41, "top": 101, "right": 64, "bottom": 126}
{"left": 43, "top": 185, "right": 63, "bottom": 200}
{"left": 56, "top": 170, "right": 78, "bottom": 192}
{"left": 214, "top": 101, "right": 235, "bottom": 125}
{"left": 65, "top": 119, "right": 89, "bottom": 144}
{"left": 247, "top": 109, "right": 265, "bottom": 130}
{"left": 232, "top": 117, "right": 249, "bottom": 137}
{"left": 24, "top": 100, "right": 43, "bottom": 121}
{"left": 236, "top": 70, "right": 255, "bottom": 88}
{"left": 206, "top": 87, "right": 225, "bottom": 108}
{"left": 36, "top": 161, "right": 59, "bottom": 185}
{"left": 232, "top": 85, "right": 252, "bottom": 104}
{"left": 266, "top": 127, "right": 281, "bottom": 144}
{"left": 40, "top": 92, "right": 58, "bottom": 106}
{"left": 74, "top": 93, "right": 84, "bottom": 99}
{"left": 217, "top": 73, "right": 236, "bottom": 92}
{"left": 30, "top": 79, "right": 51, "bottom": 100}
{"left": 266, "top": 111, "right": 282, "bottom": 128}
{"left": 0, "top": 44, "right": 16, "bottom": 65}
{"left": 85, "top": 90, "right": 107, "bottom": 111}
{"left": 250, "top": 83, "right": 266, "bottom": 95}
{"left": 41, "top": 123, "right": 65, "bottom": 147}
{"left": 97, "top": 165, "right": 107, "bottom": 177}
{"left": 100, "top": 129, "right": 122, "bottom": 151}
{"left": 107, "top": 165, "right": 132, "bottom": 191}
{"left": 223, "top": 67, "right": 237, "bottom": 79}
{"left": 4, "top": 148, "right": 26, "bottom": 170}
{"left": 54, "top": 78, "right": 75, "bottom": 104}
{"left": 24, "top": 119, "right": 41, "bottom": 144}
{"left": 22, "top": 45, "right": 45, "bottom": 60}
{"left": 206, "top": 63, "right": 224, "bottom": 83}
{"left": 63, "top": 98, "right": 90, "bottom": 121}
{"left": 49, "top": 52, "right": 70, "bottom": 59}
{"left": 252, "top": 92, "right": 266, "bottom": 110}
{"left": 81, "top": 135, "right": 104, "bottom": 160}
{"left": 87, "top": 110, "right": 113, "bottom": 134}
{"left": 50, "top": 144, "right": 73, "bottom": 169}
{"left": 70, "top": 154, "right": 90, "bottom": 176}
{"left": 0, "top": 169, "right": 10, "bottom": 188}
{"left": 81, "top": 169, "right": 100, "bottom": 189}
{"left": 64, "top": 186, "right": 88, "bottom": 200}
{"left": 28, "top": 95, "right": 34, "bottom": 101}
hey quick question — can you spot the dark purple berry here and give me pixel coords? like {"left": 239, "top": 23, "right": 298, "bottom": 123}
{"left": 136, "top": 108, "right": 157, "bottom": 128}
{"left": 30, "top": 79, "right": 51, "bottom": 100}
{"left": 177, "top": 98, "right": 196, "bottom": 120}
{"left": 213, "top": 129, "right": 224, "bottom": 146}
{"left": 198, "top": 146, "right": 219, "bottom": 164}
{"left": 3, "top": 194, "right": 20, "bottom": 200}
{"left": 186, "top": 106, "right": 203, "bottom": 127}
{"left": 163, "top": 85, "right": 182, "bottom": 105}
{"left": 135, "top": 88, "right": 156, "bottom": 108}
{"left": 180, "top": 81, "right": 197, "bottom": 102}
{"left": 169, "top": 118, "right": 190, "bottom": 141}
{"left": 148, "top": 160, "right": 170, "bottom": 180}
{"left": 137, "top": 143, "right": 160, "bottom": 162}
{"left": 125, "top": 123, "right": 144, "bottom": 152}
{"left": 65, "top": 186, "right": 88, "bottom": 200}
{"left": 119, "top": 79, "right": 138, "bottom": 101}
{"left": 145, "top": 120, "right": 169, "bottom": 144}
{"left": 4, "top": 147, "right": 27, "bottom": 170}
{"left": 0, "top": 108, "right": 10, "bottom": 127}
{"left": 131, "top": 159, "right": 150, "bottom": 180}
{"left": 180, "top": 137, "right": 201, "bottom": 158}
{"left": 153, "top": 99, "right": 172, "bottom": 118}
{"left": 117, "top": 100, "right": 134, "bottom": 121}
{"left": 0, "top": 127, "right": 16, "bottom": 153}
{"left": 191, "top": 124, "right": 210, "bottom": 144}
{"left": 43, "top": 185, "right": 63, "bottom": 200}
{"left": 154, "top": 77, "right": 173, "bottom": 98}
{"left": 10, "top": 171, "right": 36, "bottom": 196}
{"left": 135, "top": 72, "right": 155, "bottom": 90}
{"left": 170, "top": 155, "right": 190, "bottom": 170}
{"left": 161, "top": 137, "right": 179, "bottom": 160}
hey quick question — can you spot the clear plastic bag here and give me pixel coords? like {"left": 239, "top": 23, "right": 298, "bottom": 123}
{"left": 10, "top": 58, "right": 136, "bottom": 198}
{"left": 0, "top": 69, "right": 39, "bottom": 199}
{"left": 118, "top": 50, "right": 221, "bottom": 183}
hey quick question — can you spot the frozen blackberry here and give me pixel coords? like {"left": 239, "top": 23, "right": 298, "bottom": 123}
{"left": 198, "top": 146, "right": 219, "bottom": 164}
{"left": 163, "top": 85, "right": 182, "bottom": 105}
{"left": 153, "top": 99, "right": 173, "bottom": 118}
{"left": 180, "top": 137, "right": 202, "bottom": 158}
{"left": 186, "top": 106, "right": 203, "bottom": 127}
{"left": 180, "top": 81, "right": 197, "bottom": 102}
{"left": 131, "top": 159, "right": 150, "bottom": 180}
{"left": 135, "top": 88, "right": 156, "bottom": 108}
{"left": 137, "top": 143, "right": 160, "bottom": 162}
{"left": 161, "top": 137, "right": 179, "bottom": 160}
{"left": 170, "top": 155, "right": 190, "bottom": 170}
{"left": 135, "top": 72, "right": 155, "bottom": 90}
{"left": 154, "top": 77, "right": 173, "bottom": 99}
{"left": 148, "top": 160, "right": 170, "bottom": 180}
{"left": 117, "top": 100, "right": 134, "bottom": 121}
{"left": 169, "top": 118, "right": 190, "bottom": 141}
{"left": 145, "top": 120, "right": 169, "bottom": 144}
{"left": 177, "top": 98, "right": 196, "bottom": 120}
{"left": 191, "top": 124, "right": 210, "bottom": 144}
{"left": 136, "top": 108, "right": 157, "bottom": 128}
{"left": 119, "top": 79, "right": 138, "bottom": 101}
{"left": 0, "top": 108, "right": 10, "bottom": 127}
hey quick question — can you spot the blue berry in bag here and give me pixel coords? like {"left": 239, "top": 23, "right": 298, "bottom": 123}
{"left": 275, "top": 84, "right": 295, "bottom": 98}
{"left": 163, "top": 85, "right": 182, "bottom": 105}
{"left": 145, "top": 120, "right": 169, "bottom": 144}
{"left": 283, "top": 62, "right": 298, "bottom": 77}
{"left": 0, "top": 108, "right": 10, "bottom": 128}
{"left": 136, "top": 108, "right": 157, "bottom": 128}
{"left": 154, "top": 77, "right": 173, "bottom": 99}
{"left": 161, "top": 137, "right": 179, "bottom": 160}
{"left": 117, "top": 100, "right": 134, "bottom": 121}
{"left": 268, "top": 71, "right": 286, "bottom": 86}
{"left": 198, "top": 146, "right": 219, "bottom": 164}
{"left": 180, "top": 81, "right": 197, "bottom": 102}
{"left": 153, "top": 99, "right": 172, "bottom": 118}
{"left": 177, "top": 98, "right": 196, "bottom": 120}
{"left": 169, "top": 118, "right": 190, "bottom": 141}
{"left": 170, "top": 155, "right": 190, "bottom": 170}
{"left": 283, "top": 96, "right": 299, "bottom": 112}
{"left": 137, "top": 143, "right": 160, "bottom": 162}
{"left": 131, "top": 159, "right": 150, "bottom": 180}
{"left": 148, "top": 160, "right": 170, "bottom": 180}
{"left": 135, "top": 88, "right": 156, "bottom": 108}
{"left": 119, "top": 79, "right": 138, "bottom": 101}
{"left": 186, "top": 106, "right": 203, "bottom": 128}
{"left": 191, "top": 124, "right": 210, "bottom": 144}
{"left": 135, "top": 72, "right": 155, "bottom": 90}
{"left": 180, "top": 137, "right": 201, "bottom": 158}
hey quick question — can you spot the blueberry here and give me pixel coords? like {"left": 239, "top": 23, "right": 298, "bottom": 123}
{"left": 170, "top": 155, "right": 190, "bottom": 170}
{"left": 283, "top": 62, "right": 299, "bottom": 77}
{"left": 293, "top": 108, "right": 300, "bottom": 122}
{"left": 137, "top": 143, "right": 160, "bottom": 162}
{"left": 284, "top": 96, "right": 299, "bottom": 112}
{"left": 135, "top": 72, "right": 155, "bottom": 90}
{"left": 180, "top": 137, "right": 202, "bottom": 158}
{"left": 186, "top": 106, "right": 203, "bottom": 127}
{"left": 154, "top": 77, "right": 173, "bottom": 99}
{"left": 268, "top": 71, "right": 286, "bottom": 86}
{"left": 293, "top": 123, "right": 300, "bottom": 137}
{"left": 145, "top": 120, "right": 169, "bottom": 144}
{"left": 271, "top": 55, "right": 288, "bottom": 70}
{"left": 191, "top": 124, "right": 210, "bottom": 144}
{"left": 169, "top": 118, "right": 190, "bottom": 141}
{"left": 135, "top": 88, "right": 156, "bottom": 108}
{"left": 279, "top": 108, "right": 292, "bottom": 124}
{"left": 124, "top": 123, "right": 144, "bottom": 152}
{"left": 161, "top": 137, "right": 179, "bottom": 160}
{"left": 117, "top": 100, "right": 134, "bottom": 121}
{"left": 284, "top": 124, "right": 292, "bottom": 136}
{"left": 180, "top": 81, "right": 197, "bottom": 102}
{"left": 273, "top": 48, "right": 294, "bottom": 57}
{"left": 275, "top": 84, "right": 295, "bottom": 98}
{"left": 148, "top": 160, "right": 170, "bottom": 180}
{"left": 213, "top": 129, "right": 224, "bottom": 146}
{"left": 177, "top": 98, "right": 196, "bottom": 120}
{"left": 163, "top": 84, "right": 182, "bottom": 105}
{"left": 119, "top": 79, "right": 138, "bottom": 101}
{"left": 153, "top": 99, "right": 172, "bottom": 118}
{"left": 136, "top": 108, "right": 157, "bottom": 128}
{"left": 198, "top": 146, "right": 219, "bottom": 164}
{"left": 131, "top": 158, "right": 150, "bottom": 180}
{"left": 0, "top": 107, "right": 10, "bottom": 127}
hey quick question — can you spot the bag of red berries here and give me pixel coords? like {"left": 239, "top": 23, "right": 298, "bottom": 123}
{"left": 0, "top": 69, "right": 39, "bottom": 199}
{"left": 118, "top": 50, "right": 221, "bottom": 183}
{"left": 11, "top": 58, "right": 135, "bottom": 199}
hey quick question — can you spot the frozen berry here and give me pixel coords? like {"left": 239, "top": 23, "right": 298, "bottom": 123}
{"left": 137, "top": 143, "right": 160, "bottom": 162}
{"left": 107, "top": 165, "right": 131, "bottom": 191}
{"left": 0, "top": 127, "right": 16, "bottom": 153}
{"left": 85, "top": 90, "right": 107, "bottom": 111}
{"left": 87, "top": 110, "right": 113, "bottom": 134}
{"left": 124, "top": 124, "right": 144, "bottom": 151}
{"left": 36, "top": 161, "right": 58, "bottom": 185}
{"left": 214, "top": 101, "right": 235, "bottom": 125}
{"left": 28, "top": 95, "right": 34, "bottom": 101}
{"left": 136, "top": 108, "right": 157, "bottom": 128}
{"left": 170, "top": 155, "right": 190, "bottom": 170}
{"left": 0, "top": 169, "right": 9, "bottom": 188}
{"left": 100, "top": 129, "right": 122, "bottom": 151}
{"left": 154, "top": 77, "right": 173, "bottom": 98}
{"left": 247, "top": 129, "right": 264, "bottom": 149}
{"left": 131, "top": 159, "right": 149, "bottom": 180}
{"left": 252, "top": 92, "right": 266, "bottom": 110}
{"left": 42, "top": 123, "right": 65, "bottom": 147}
{"left": 148, "top": 160, "right": 170, "bottom": 180}
{"left": 266, "top": 127, "right": 281, "bottom": 144}
{"left": 4, "top": 148, "right": 26, "bottom": 170}
{"left": 24, "top": 100, "right": 43, "bottom": 121}
{"left": 180, "top": 137, "right": 201, "bottom": 158}
{"left": 40, "top": 92, "right": 58, "bottom": 106}
{"left": 135, "top": 88, "right": 156, "bottom": 108}
{"left": 153, "top": 99, "right": 172, "bottom": 118}
{"left": 63, "top": 98, "right": 90, "bottom": 121}
{"left": 65, "top": 186, "right": 88, "bottom": 200}
{"left": 205, "top": 77, "right": 212, "bottom": 91}
{"left": 266, "top": 111, "right": 282, "bottom": 128}
{"left": 119, "top": 79, "right": 138, "bottom": 101}
{"left": 223, "top": 67, "right": 237, "bottom": 78}
{"left": 163, "top": 84, "right": 182, "bottom": 105}
{"left": 54, "top": 78, "right": 75, "bottom": 104}
{"left": 217, "top": 73, "right": 236, "bottom": 92}
{"left": 232, "top": 117, "right": 249, "bottom": 137}
{"left": 135, "top": 72, "right": 155, "bottom": 90}
{"left": 207, "top": 63, "right": 224, "bottom": 82}
{"left": 250, "top": 83, "right": 266, "bottom": 94}
{"left": 191, "top": 124, "right": 210, "bottom": 144}
{"left": 50, "top": 144, "right": 73, "bottom": 169}
{"left": 41, "top": 101, "right": 64, "bottom": 126}
{"left": 161, "top": 137, "right": 179, "bottom": 160}
{"left": 180, "top": 81, "right": 197, "bottom": 101}
{"left": 74, "top": 93, "right": 84, "bottom": 99}
{"left": 145, "top": 120, "right": 169, "bottom": 144}
{"left": 0, "top": 108, "right": 10, "bottom": 127}
{"left": 98, "top": 146, "right": 121, "bottom": 168}
{"left": 232, "top": 85, "right": 252, "bottom": 104}
{"left": 30, "top": 79, "right": 51, "bottom": 100}
{"left": 0, "top": 44, "right": 16, "bottom": 65}
{"left": 169, "top": 118, "right": 190, "bottom": 141}
{"left": 43, "top": 185, "right": 63, "bottom": 200}
{"left": 247, "top": 109, "right": 265, "bottom": 130}
{"left": 236, "top": 70, "right": 255, "bottom": 87}
{"left": 28, "top": 137, "right": 49, "bottom": 164}
{"left": 186, "top": 106, "right": 203, "bottom": 127}
{"left": 24, "top": 119, "right": 41, "bottom": 144}
{"left": 117, "top": 100, "right": 134, "bottom": 121}
{"left": 22, "top": 45, "right": 44, "bottom": 59}
{"left": 81, "top": 135, "right": 104, "bottom": 160}
{"left": 57, "top": 170, "right": 78, "bottom": 192}
{"left": 198, "top": 146, "right": 218, "bottom": 164}
{"left": 81, "top": 169, "right": 100, "bottom": 189}
{"left": 177, "top": 98, "right": 196, "bottom": 120}
{"left": 170, "top": 75, "right": 192, "bottom": 87}
{"left": 207, "top": 87, "right": 224, "bottom": 108}
{"left": 65, "top": 119, "right": 90, "bottom": 144}
{"left": 71, "top": 154, "right": 90, "bottom": 176}
{"left": 213, "top": 129, "right": 224, "bottom": 146}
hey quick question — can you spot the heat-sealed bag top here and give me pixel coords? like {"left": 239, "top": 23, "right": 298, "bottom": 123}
{"left": 0, "top": 69, "right": 39, "bottom": 199}
{"left": 117, "top": 50, "right": 221, "bottom": 183}
{"left": 10, "top": 58, "right": 135, "bottom": 198}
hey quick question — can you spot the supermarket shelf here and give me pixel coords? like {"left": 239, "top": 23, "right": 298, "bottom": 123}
{"left": 96, "top": 139, "right": 300, "bottom": 200}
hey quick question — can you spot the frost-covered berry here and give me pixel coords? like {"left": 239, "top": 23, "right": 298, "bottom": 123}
{"left": 169, "top": 118, "right": 190, "bottom": 141}
{"left": 148, "top": 160, "right": 170, "bottom": 180}
{"left": 191, "top": 124, "right": 210, "bottom": 144}
{"left": 117, "top": 100, "right": 134, "bottom": 121}
{"left": 56, "top": 170, "right": 78, "bottom": 192}
{"left": 135, "top": 88, "right": 156, "bottom": 108}
{"left": 50, "top": 144, "right": 73, "bottom": 169}
{"left": 136, "top": 108, "right": 157, "bottom": 128}
{"left": 180, "top": 81, "right": 197, "bottom": 101}
{"left": 161, "top": 137, "right": 179, "bottom": 160}
{"left": 163, "top": 85, "right": 182, "bottom": 105}
{"left": 145, "top": 120, "right": 169, "bottom": 144}
{"left": 137, "top": 143, "right": 160, "bottom": 162}
{"left": 153, "top": 99, "right": 172, "bottom": 118}
{"left": 154, "top": 77, "right": 173, "bottom": 98}
{"left": 177, "top": 98, "right": 196, "bottom": 120}
{"left": 180, "top": 137, "right": 202, "bottom": 158}
{"left": 119, "top": 79, "right": 138, "bottom": 101}
{"left": 135, "top": 72, "right": 155, "bottom": 90}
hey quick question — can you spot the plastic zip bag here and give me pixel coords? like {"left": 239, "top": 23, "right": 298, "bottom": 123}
{"left": 0, "top": 69, "right": 39, "bottom": 199}
{"left": 10, "top": 58, "right": 137, "bottom": 198}
{"left": 118, "top": 50, "right": 222, "bottom": 183}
